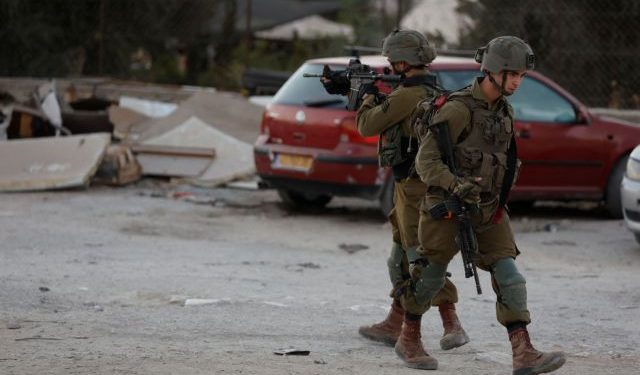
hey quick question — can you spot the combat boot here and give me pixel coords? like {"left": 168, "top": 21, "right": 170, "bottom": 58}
{"left": 438, "top": 302, "right": 470, "bottom": 350}
{"left": 394, "top": 316, "right": 438, "bottom": 370}
{"left": 509, "top": 328, "right": 566, "bottom": 375}
{"left": 358, "top": 300, "right": 403, "bottom": 346}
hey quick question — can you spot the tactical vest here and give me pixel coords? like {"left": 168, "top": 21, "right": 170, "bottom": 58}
{"left": 449, "top": 89, "right": 520, "bottom": 202}
{"left": 378, "top": 74, "right": 441, "bottom": 180}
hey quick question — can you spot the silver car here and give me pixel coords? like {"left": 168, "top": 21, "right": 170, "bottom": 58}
{"left": 621, "top": 145, "right": 640, "bottom": 243}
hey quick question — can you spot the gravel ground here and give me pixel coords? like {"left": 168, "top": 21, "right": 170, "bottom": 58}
{"left": 1, "top": 183, "right": 639, "bottom": 375}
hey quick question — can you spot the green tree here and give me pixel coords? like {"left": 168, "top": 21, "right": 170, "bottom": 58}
{"left": 0, "top": 0, "right": 217, "bottom": 82}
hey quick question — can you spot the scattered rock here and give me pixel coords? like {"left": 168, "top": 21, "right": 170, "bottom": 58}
{"left": 39, "top": 286, "right": 50, "bottom": 292}
{"left": 184, "top": 298, "right": 226, "bottom": 306}
{"left": 169, "top": 295, "right": 188, "bottom": 305}
{"left": 274, "top": 348, "right": 310, "bottom": 356}
{"left": 297, "top": 262, "right": 320, "bottom": 269}
{"left": 338, "top": 243, "right": 369, "bottom": 254}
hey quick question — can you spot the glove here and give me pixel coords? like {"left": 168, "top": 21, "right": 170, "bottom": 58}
{"left": 451, "top": 176, "right": 482, "bottom": 204}
{"left": 321, "top": 65, "right": 349, "bottom": 95}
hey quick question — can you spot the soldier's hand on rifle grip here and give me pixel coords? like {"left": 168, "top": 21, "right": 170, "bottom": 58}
{"left": 361, "top": 82, "right": 379, "bottom": 95}
{"left": 451, "top": 176, "right": 483, "bottom": 205}
{"left": 321, "top": 65, "right": 349, "bottom": 95}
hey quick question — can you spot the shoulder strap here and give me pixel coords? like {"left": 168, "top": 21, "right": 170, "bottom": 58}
{"left": 448, "top": 87, "right": 483, "bottom": 112}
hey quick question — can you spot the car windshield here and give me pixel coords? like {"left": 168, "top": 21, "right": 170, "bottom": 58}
{"left": 271, "top": 63, "right": 348, "bottom": 109}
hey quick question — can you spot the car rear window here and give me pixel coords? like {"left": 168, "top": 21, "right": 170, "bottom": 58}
{"left": 271, "top": 63, "right": 348, "bottom": 109}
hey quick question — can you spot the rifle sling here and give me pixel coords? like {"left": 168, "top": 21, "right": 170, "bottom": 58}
{"left": 499, "top": 133, "right": 518, "bottom": 208}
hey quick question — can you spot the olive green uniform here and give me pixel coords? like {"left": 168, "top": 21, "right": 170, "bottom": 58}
{"left": 357, "top": 73, "right": 459, "bottom": 315}
{"left": 414, "top": 78, "right": 531, "bottom": 326}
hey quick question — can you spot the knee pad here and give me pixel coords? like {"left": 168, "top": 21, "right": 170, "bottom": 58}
{"left": 492, "top": 257, "right": 527, "bottom": 312}
{"left": 413, "top": 262, "right": 448, "bottom": 306}
{"left": 387, "top": 243, "right": 405, "bottom": 286}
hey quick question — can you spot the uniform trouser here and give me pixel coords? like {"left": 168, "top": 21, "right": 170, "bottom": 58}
{"left": 388, "top": 178, "right": 458, "bottom": 315}
{"left": 415, "top": 202, "right": 531, "bottom": 326}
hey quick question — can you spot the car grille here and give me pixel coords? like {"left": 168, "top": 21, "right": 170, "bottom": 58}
{"left": 625, "top": 209, "right": 640, "bottom": 222}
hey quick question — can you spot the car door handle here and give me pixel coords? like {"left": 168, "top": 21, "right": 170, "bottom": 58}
{"left": 293, "top": 132, "right": 306, "bottom": 141}
{"left": 516, "top": 129, "right": 531, "bottom": 139}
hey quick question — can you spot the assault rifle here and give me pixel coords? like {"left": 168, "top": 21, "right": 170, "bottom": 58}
{"left": 427, "top": 120, "right": 482, "bottom": 295}
{"left": 303, "top": 58, "right": 401, "bottom": 111}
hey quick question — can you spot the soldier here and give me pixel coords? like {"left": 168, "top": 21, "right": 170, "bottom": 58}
{"left": 342, "top": 29, "right": 469, "bottom": 370}
{"left": 412, "top": 36, "right": 566, "bottom": 374}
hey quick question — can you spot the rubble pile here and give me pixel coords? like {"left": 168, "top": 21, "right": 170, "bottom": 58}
{"left": 0, "top": 78, "right": 263, "bottom": 192}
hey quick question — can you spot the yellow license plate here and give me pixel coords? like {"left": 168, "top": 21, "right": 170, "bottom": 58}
{"left": 274, "top": 153, "right": 313, "bottom": 171}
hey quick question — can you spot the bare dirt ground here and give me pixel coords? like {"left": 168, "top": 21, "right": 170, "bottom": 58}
{"left": 1, "top": 182, "right": 639, "bottom": 375}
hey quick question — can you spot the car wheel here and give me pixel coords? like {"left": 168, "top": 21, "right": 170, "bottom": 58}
{"left": 277, "top": 189, "right": 332, "bottom": 210}
{"left": 605, "top": 155, "right": 628, "bottom": 219}
{"left": 379, "top": 179, "right": 395, "bottom": 217}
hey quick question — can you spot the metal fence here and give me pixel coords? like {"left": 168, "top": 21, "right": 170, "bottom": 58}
{"left": 454, "top": 0, "right": 640, "bottom": 109}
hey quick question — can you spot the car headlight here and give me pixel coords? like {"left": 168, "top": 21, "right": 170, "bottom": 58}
{"left": 626, "top": 157, "right": 640, "bottom": 181}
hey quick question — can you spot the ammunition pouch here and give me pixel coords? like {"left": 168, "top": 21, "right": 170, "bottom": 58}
{"left": 379, "top": 124, "right": 419, "bottom": 180}
{"left": 379, "top": 124, "right": 404, "bottom": 167}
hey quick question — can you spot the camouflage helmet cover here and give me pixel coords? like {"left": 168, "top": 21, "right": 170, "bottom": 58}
{"left": 475, "top": 36, "right": 535, "bottom": 73}
{"left": 382, "top": 29, "right": 437, "bottom": 65}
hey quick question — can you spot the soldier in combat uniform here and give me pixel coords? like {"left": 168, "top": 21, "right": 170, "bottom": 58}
{"left": 342, "top": 29, "right": 470, "bottom": 370}
{"left": 412, "top": 36, "right": 567, "bottom": 374}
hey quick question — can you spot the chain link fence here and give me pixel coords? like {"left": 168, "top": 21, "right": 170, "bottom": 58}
{"left": 455, "top": 0, "right": 640, "bottom": 109}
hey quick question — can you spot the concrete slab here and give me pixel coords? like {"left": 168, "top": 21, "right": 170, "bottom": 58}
{"left": 129, "top": 91, "right": 262, "bottom": 145}
{"left": 131, "top": 144, "right": 215, "bottom": 178}
{"left": 0, "top": 133, "right": 110, "bottom": 191}
{"left": 142, "top": 116, "right": 254, "bottom": 186}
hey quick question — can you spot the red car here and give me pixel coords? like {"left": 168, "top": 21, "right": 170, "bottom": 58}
{"left": 254, "top": 55, "right": 640, "bottom": 217}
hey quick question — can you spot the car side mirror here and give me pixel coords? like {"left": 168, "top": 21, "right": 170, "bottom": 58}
{"left": 576, "top": 107, "right": 592, "bottom": 125}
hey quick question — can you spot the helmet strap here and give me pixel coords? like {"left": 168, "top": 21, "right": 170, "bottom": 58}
{"left": 486, "top": 70, "right": 508, "bottom": 96}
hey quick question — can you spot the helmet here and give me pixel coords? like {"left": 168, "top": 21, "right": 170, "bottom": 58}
{"left": 474, "top": 36, "right": 535, "bottom": 73}
{"left": 382, "top": 29, "right": 436, "bottom": 65}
